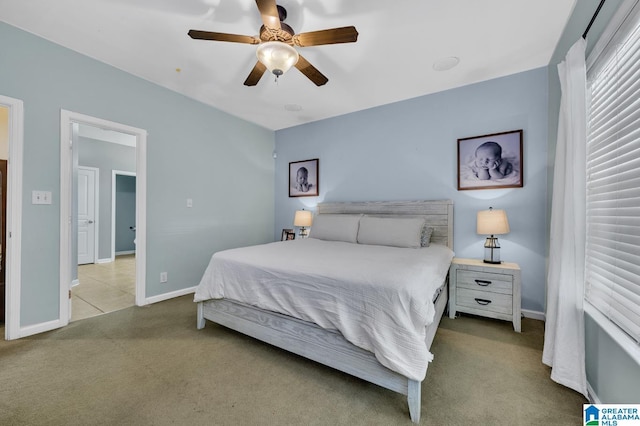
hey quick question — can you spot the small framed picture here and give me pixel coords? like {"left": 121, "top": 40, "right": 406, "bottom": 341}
{"left": 289, "top": 159, "right": 319, "bottom": 197}
{"left": 457, "top": 129, "right": 523, "bottom": 190}
{"left": 281, "top": 228, "right": 295, "bottom": 241}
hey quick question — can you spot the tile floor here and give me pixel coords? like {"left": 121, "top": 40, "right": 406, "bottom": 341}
{"left": 72, "top": 254, "right": 136, "bottom": 322}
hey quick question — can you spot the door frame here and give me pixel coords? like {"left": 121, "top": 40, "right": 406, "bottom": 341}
{"left": 1, "top": 95, "right": 24, "bottom": 340}
{"left": 61, "top": 110, "right": 147, "bottom": 322}
{"left": 77, "top": 166, "right": 99, "bottom": 266}
{"left": 111, "top": 170, "right": 136, "bottom": 261}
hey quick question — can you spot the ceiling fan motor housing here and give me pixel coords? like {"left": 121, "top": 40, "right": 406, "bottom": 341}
{"left": 260, "top": 23, "right": 295, "bottom": 43}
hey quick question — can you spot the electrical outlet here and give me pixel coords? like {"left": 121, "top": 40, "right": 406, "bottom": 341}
{"left": 160, "top": 272, "right": 168, "bottom": 283}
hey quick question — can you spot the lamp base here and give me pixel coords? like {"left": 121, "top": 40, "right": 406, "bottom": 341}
{"left": 483, "top": 236, "right": 501, "bottom": 264}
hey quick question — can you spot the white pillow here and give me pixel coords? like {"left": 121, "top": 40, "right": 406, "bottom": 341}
{"left": 309, "top": 214, "right": 362, "bottom": 243}
{"left": 357, "top": 216, "right": 426, "bottom": 248}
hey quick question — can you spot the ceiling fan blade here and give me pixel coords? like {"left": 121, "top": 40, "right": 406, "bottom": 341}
{"left": 188, "top": 30, "right": 260, "bottom": 44}
{"left": 293, "top": 26, "right": 358, "bottom": 47}
{"left": 255, "top": 0, "right": 281, "bottom": 30}
{"left": 244, "top": 61, "right": 267, "bottom": 86}
{"left": 295, "top": 55, "right": 328, "bottom": 86}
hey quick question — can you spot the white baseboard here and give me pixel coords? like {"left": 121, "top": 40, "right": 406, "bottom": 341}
{"left": 71, "top": 279, "right": 79, "bottom": 287}
{"left": 115, "top": 250, "right": 135, "bottom": 256}
{"left": 18, "top": 319, "right": 65, "bottom": 339}
{"left": 97, "top": 258, "right": 112, "bottom": 264}
{"left": 522, "top": 309, "right": 545, "bottom": 321}
{"left": 142, "top": 286, "right": 197, "bottom": 306}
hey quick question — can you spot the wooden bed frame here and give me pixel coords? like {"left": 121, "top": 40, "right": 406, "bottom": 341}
{"left": 196, "top": 200, "right": 454, "bottom": 423}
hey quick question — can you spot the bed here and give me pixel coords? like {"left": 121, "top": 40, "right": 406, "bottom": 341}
{"left": 194, "top": 200, "right": 454, "bottom": 423}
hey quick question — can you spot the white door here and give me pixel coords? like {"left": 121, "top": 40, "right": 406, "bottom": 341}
{"left": 78, "top": 167, "right": 97, "bottom": 265}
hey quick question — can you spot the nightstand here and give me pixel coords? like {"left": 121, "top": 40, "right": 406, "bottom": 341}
{"left": 448, "top": 258, "right": 521, "bottom": 332}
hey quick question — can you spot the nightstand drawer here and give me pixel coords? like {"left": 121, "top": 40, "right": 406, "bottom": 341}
{"left": 456, "top": 288, "right": 513, "bottom": 315}
{"left": 457, "top": 270, "right": 512, "bottom": 295}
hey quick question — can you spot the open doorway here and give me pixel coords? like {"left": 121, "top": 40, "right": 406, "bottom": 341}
{"left": 72, "top": 126, "right": 138, "bottom": 321}
{"left": 111, "top": 171, "right": 137, "bottom": 260}
{"left": 60, "top": 110, "right": 147, "bottom": 325}
{"left": 1, "top": 95, "right": 24, "bottom": 341}
{"left": 0, "top": 108, "right": 8, "bottom": 325}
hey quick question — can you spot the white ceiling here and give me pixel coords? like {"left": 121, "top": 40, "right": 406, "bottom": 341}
{"left": 0, "top": 0, "right": 576, "bottom": 131}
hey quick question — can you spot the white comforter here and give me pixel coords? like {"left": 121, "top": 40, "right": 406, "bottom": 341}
{"left": 194, "top": 238, "right": 454, "bottom": 381}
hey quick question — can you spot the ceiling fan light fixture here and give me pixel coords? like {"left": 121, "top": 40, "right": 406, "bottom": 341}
{"left": 256, "top": 41, "right": 299, "bottom": 77}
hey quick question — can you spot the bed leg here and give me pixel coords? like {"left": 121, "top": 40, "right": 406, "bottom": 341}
{"left": 197, "top": 302, "right": 206, "bottom": 330}
{"left": 407, "top": 379, "right": 421, "bottom": 423}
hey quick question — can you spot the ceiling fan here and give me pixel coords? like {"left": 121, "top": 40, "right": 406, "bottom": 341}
{"left": 188, "top": 0, "right": 358, "bottom": 86}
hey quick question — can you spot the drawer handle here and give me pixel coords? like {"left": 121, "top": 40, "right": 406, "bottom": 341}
{"left": 475, "top": 298, "right": 492, "bottom": 306}
{"left": 475, "top": 279, "right": 492, "bottom": 286}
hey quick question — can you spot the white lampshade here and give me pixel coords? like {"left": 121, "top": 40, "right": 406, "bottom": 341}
{"left": 294, "top": 210, "right": 313, "bottom": 227}
{"left": 477, "top": 208, "right": 510, "bottom": 236}
{"left": 256, "top": 41, "right": 299, "bottom": 77}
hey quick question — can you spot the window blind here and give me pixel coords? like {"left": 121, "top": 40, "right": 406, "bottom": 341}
{"left": 586, "top": 6, "right": 640, "bottom": 344}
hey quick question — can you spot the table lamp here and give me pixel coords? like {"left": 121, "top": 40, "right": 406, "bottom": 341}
{"left": 294, "top": 209, "right": 313, "bottom": 238}
{"left": 477, "top": 207, "right": 510, "bottom": 264}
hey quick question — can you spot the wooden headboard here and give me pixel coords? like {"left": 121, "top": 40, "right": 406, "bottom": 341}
{"left": 317, "top": 200, "right": 454, "bottom": 250}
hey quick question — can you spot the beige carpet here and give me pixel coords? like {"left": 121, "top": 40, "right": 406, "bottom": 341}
{"left": 0, "top": 295, "right": 586, "bottom": 425}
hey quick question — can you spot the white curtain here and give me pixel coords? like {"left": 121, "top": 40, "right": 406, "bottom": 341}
{"left": 542, "top": 37, "right": 588, "bottom": 398}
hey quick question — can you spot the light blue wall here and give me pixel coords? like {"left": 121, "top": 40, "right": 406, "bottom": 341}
{"left": 0, "top": 22, "right": 275, "bottom": 325}
{"left": 275, "top": 68, "right": 549, "bottom": 313}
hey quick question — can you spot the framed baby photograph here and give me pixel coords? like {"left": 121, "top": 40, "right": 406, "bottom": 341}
{"left": 289, "top": 159, "right": 319, "bottom": 197}
{"left": 281, "top": 228, "right": 295, "bottom": 240}
{"left": 457, "top": 129, "right": 523, "bottom": 190}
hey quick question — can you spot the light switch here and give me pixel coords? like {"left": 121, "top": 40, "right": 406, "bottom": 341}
{"left": 187, "top": 198, "right": 193, "bottom": 208}
{"left": 32, "top": 190, "right": 52, "bottom": 205}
